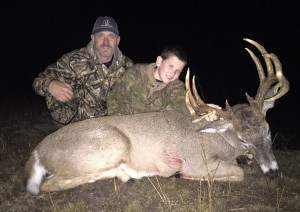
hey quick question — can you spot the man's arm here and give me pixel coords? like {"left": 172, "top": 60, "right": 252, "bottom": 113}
{"left": 33, "top": 55, "right": 75, "bottom": 102}
{"left": 107, "top": 68, "right": 136, "bottom": 115}
{"left": 166, "top": 81, "right": 190, "bottom": 115}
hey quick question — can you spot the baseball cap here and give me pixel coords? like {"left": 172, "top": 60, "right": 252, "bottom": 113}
{"left": 92, "top": 16, "right": 119, "bottom": 35}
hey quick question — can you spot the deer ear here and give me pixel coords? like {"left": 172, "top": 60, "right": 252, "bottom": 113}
{"left": 262, "top": 85, "right": 278, "bottom": 115}
{"left": 262, "top": 101, "right": 275, "bottom": 115}
{"left": 198, "top": 119, "right": 234, "bottom": 133}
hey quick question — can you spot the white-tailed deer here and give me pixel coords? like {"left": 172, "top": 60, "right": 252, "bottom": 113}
{"left": 25, "top": 39, "right": 289, "bottom": 195}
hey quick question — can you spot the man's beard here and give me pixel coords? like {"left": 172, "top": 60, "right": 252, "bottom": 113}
{"left": 98, "top": 45, "right": 113, "bottom": 57}
{"left": 93, "top": 43, "right": 114, "bottom": 58}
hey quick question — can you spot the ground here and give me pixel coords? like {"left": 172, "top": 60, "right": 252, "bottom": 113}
{"left": 0, "top": 96, "right": 299, "bottom": 212}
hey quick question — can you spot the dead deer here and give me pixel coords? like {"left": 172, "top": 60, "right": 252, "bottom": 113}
{"left": 25, "top": 38, "right": 289, "bottom": 195}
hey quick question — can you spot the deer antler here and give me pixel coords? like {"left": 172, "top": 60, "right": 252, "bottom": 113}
{"left": 185, "top": 69, "right": 233, "bottom": 123}
{"left": 243, "top": 38, "right": 290, "bottom": 110}
{"left": 185, "top": 38, "right": 289, "bottom": 123}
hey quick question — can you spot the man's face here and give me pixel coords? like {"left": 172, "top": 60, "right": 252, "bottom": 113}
{"left": 91, "top": 31, "right": 120, "bottom": 61}
{"left": 156, "top": 55, "right": 185, "bottom": 83}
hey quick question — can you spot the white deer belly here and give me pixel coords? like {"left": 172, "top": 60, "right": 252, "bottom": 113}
{"left": 119, "top": 163, "right": 155, "bottom": 179}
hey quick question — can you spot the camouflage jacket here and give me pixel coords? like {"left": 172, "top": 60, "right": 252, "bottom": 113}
{"left": 33, "top": 42, "right": 134, "bottom": 124}
{"left": 107, "top": 63, "right": 189, "bottom": 116}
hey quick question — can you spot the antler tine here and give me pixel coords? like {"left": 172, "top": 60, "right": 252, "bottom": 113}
{"left": 244, "top": 39, "right": 267, "bottom": 83}
{"left": 185, "top": 69, "right": 213, "bottom": 122}
{"left": 192, "top": 76, "right": 205, "bottom": 104}
{"left": 185, "top": 69, "right": 199, "bottom": 120}
{"left": 243, "top": 38, "right": 289, "bottom": 107}
{"left": 264, "top": 53, "right": 290, "bottom": 102}
{"left": 185, "top": 68, "right": 191, "bottom": 92}
{"left": 185, "top": 69, "right": 200, "bottom": 115}
{"left": 185, "top": 90, "right": 195, "bottom": 116}
{"left": 244, "top": 47, "right": 277, "bottom": 105}
{"left": 185, "top": 69, "right": 233, "bottom": 122}
{"left": 244, "top": 38, "right": 274, "bottom": 77}
{"left": 243, "top": 38, "right": 279, "bottom": 108}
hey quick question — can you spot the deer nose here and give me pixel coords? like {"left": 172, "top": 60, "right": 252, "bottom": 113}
{"left": 265, "top": 169, "right": 278, "bottom": 179}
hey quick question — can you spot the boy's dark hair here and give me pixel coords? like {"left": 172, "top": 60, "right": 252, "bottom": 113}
{"left": 160, "top": 45, "right": 188, "bottom": 63}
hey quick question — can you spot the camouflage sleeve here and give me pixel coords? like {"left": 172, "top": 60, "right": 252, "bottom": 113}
{"left": 33, "top": 54, "right": 75, "bottom": 97}
{"left": 123, "top": 56, "right": 134, "bottom": 69}
{"left": 107, "top": 67, "right": 137, "bottom": 115}
{"left": 166, "top": 81, "right": 190, "bottom": 115}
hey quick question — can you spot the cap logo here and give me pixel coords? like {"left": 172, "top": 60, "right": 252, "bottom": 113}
{"left": 101, "top": 19, "right": 112, "bottom": 28}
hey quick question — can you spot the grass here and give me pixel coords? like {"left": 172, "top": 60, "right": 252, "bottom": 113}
{"left": 52, "top": 201, "right": 86, "bottom": 212}
{"left": 148, "top": 176, "right": 172, "bottom": 209}
{"left": 124, "top": 199, "right": 143, "bottom": 212}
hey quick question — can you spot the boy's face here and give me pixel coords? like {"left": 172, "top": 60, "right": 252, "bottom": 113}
{"left": 155, "top": 55, "right": 186, "bottom": 83}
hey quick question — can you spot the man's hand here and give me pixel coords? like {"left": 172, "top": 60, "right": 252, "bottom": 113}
{"left": 48, "top": 80, "right": 74, "bottom": 102}
{"left": 206, "top": 104, "right": 222, "bottom": 121}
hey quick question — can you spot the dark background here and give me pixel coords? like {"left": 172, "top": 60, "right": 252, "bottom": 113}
{"left": 1, "top": 1, "right": 299, "bottom": 147}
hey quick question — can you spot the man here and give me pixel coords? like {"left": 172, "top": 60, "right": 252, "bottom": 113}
{"left": 33, "top": 16, "right": 134, "bottom": 125}
{"left": 107, "top": 44, "right": 220, "bottom": 120}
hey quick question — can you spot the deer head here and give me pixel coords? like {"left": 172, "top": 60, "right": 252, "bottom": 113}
{"left": 185, "top": 38, "right": 290, "bottom": 179}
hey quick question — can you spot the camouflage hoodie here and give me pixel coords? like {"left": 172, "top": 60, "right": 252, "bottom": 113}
{"left": 33, "top": 42, "right": 134, "bottom": 124}
{"left": 107, "top": 63, "right": 189, "bottom": 116}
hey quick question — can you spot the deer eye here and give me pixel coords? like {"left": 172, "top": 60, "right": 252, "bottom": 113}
{"left": 240, "top": 139, "right": 246, "bottom": 143}
{"left": 240, "top": 139, "right": 250, "bottom": 148}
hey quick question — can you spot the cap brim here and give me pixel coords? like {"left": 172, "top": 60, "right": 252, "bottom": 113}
{"left": 92, "top": 28, "right": 119, "bottom": 35}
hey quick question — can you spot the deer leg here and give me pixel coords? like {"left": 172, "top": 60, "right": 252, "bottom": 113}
{"left": 41, "top": 165, "right": 132, "bottom": 192}
{"left": 203, "top": 160, "right": 244, "bottom": 182}
{"left": 180, "top": 160, "right": 244, "bottom": 182}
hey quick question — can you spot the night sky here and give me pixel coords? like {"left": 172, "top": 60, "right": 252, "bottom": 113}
{"left": 1, "top": 1, "right": 299, "bottom": 135}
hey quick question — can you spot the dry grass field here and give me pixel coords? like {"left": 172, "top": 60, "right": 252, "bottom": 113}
{"left": 0, "top": 96, "right": 299, "bottom": 212}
